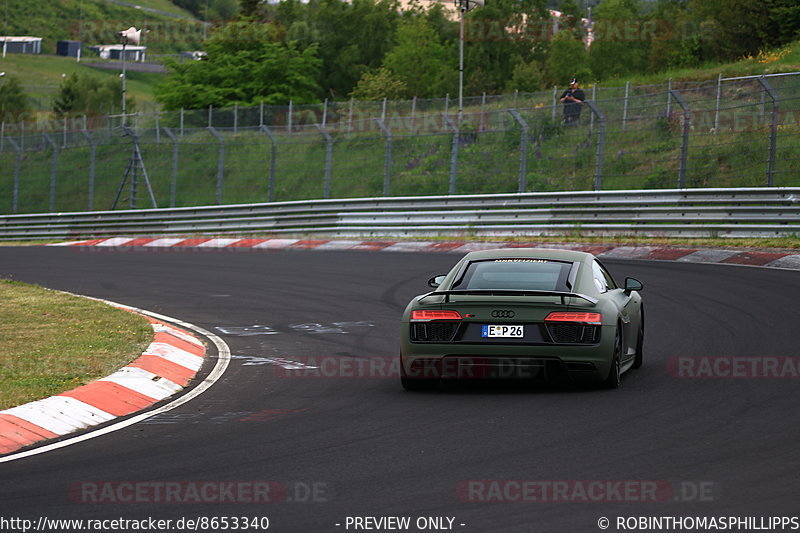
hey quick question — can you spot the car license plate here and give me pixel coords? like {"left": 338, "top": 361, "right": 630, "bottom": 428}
{"left": 482, "top": 325, "right": 524, "bottom": 338}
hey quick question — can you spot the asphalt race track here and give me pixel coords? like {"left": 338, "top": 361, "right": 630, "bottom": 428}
{"left": 0, "top": 246, "right": 798, "bottom": 533}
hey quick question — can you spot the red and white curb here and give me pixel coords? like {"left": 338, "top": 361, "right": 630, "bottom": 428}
{"left": 50, "top": 237, "right": 800, "bottom": 270}
{"left": 0, "top": 309, "right": 207, "bottom": 457}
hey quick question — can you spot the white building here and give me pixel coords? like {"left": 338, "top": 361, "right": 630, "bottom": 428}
{"left": 89, "top": 44, "right": 147, "bottom": 62}
{"left": 1, "top": 36, "right": 43, "bottom": 57}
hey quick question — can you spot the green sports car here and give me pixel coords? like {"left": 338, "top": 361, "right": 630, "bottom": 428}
{"left": 400, "top": 248, "right": 644, "bottom": 390}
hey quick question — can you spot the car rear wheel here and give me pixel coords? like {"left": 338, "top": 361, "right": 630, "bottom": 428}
{"left": 602, "top": 328, "right": 622, "bottom": 389}
{"left": 632, "top": 320, "right": 644, "bottom": 369}
{"left": 400, "top": 356, "right": 440, "bottom": 391}
{"left": 401, "top": 376, "right": 439, "bottom": 391}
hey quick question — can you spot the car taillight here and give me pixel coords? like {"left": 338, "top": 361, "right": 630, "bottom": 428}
{"left": 411, "top": 310, "right": 462, "bottom": 321}
{"left": 545, "top": 312, "right": 602, "bottom": 325}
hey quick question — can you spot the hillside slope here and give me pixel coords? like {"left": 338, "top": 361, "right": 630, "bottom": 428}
{"left": 2, "top": 0, "right": 202, "bottom": 55}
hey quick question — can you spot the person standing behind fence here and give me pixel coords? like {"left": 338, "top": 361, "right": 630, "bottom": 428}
{"left": 560, "top": 78, "right": 585, "bottom": 125}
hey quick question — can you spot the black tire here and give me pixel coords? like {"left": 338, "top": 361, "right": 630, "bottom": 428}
{"left": 400, "top": 355, "right": 439, "bottom": 391}
{"left": 400, "top": 376, "right": 439, "bottom": 391}
{"left": 602, "top": 328, "right": 622, "bottom": 389}
{"left": 632, "top": 307, "right": 644, "bottom": 369}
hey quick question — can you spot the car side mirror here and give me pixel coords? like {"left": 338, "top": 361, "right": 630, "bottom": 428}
{"left": 428, "top": 275, "right": 446, "bottom": 288}
{"left": 624, "top": 277, "right": 643, "bottom": 293}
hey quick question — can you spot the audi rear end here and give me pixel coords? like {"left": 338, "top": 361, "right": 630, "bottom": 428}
{"left": 399, "top": 248, "right": 644, "bottom": 390}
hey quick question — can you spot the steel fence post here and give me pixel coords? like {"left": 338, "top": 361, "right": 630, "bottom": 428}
{"left": 589, "top": 83, "right": 596, "bottom": 135}
{"left": 669, "top": 89, "right": 691, "bottom": 188}
{"left": 760, "top": 73, "right": 766, "bottom": 126}
{"left": 552, "top": 85, "right": 558, "bottom": 121}
{"left": 208, "top": 105, "right": 212, "bottom": 129}
{"left": 43, "top": 133, "right": 58, "bottom": 212}
{"left": 323, "top": 98, "right": 328, "bottom": 128}
{"left": 6, "top": 137, "right": 21, "bottom": 213}
{"left": 410, "top": 96, "right": 416, "bottom": 135}
{"left": 585, "top": 101, "right": 605, "bottom": 191}
{"left": 375, "top": 119, "right": 392, "bottom": 197}
{"left": 155, "top": 110, "right": 160, "bottom": 144}
{"left": 757, "top": 76, "right": 779, "bottom": 186}
{"left": 714, "top": 73, "right": 722, "bottom": 134}
{"left": 347, "top": 97, "right": 354, "bottom": 136}
{"left": 80, "top": 128, "right": 96, "bottom": 210}
{"left": 180, "top": 107, "right": 184, "bottom": 138}
{"left": 288, "top": 100, "right": 293, "bottom": 137}
{"left": 315, "top": 123, "right": 333, "bottom": 199}
{"left": 234, "top": 103, "right": 238, "bottom": 134}
{"left": 208, "top": 126, "right": 225, "bottom": 204}
{"left": 480, "top": 92, "right": 487, "bottom": 132}
{"left": 622, "top": 81, "right": 630, "bottom": 131}
{"left": 443, "top": 113, "right": 459, "bottom": 195}
{"left": 259, "top": 125, "right": 277, "bottom": 202}
{"left": 666, "top": 78, "right": 672, "bottom": 116}
{"left": 508, "top": 110, "right": 528, "bottom": 193}
{"left": 163, "top": 127, "right": 179, "bottom": 207}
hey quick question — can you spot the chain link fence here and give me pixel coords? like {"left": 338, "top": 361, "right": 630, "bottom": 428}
{"left": 1, "top": 72, "right": 799, "bottom": 214}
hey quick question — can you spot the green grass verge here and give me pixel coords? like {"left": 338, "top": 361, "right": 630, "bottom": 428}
{"left": 3, "top": 110, "right": 799, "bottom": 215}
{"left": 2, "top": 0, "right": 199, "bottom": 55}
{"left": 0, "top": 54, "right": 166, "bottom": 111}
{"left": 111, "top": 0, "right": 195, "bottom": 18}
{"left": 598, "top": 44, "right": 800, "bottom": 87}
{"left": 0, "top": 279, "right": 153, "bottom": 411}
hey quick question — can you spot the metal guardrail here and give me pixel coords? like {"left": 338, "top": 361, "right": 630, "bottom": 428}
{"left": 1, "top": 188, "right": 799, "bottom": 241}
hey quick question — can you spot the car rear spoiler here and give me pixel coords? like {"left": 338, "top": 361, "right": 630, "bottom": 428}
{"left": 421, "top": 290, "right": 598, "bottom": 305}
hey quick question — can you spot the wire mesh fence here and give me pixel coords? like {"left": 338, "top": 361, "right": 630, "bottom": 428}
{"left": 2, "top": 72, "right": 800, "bottom": 214}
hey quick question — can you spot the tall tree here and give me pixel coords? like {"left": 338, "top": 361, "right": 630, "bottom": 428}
{"left": 557, "top": 0, "right": 586, "bottom": 37}
{"left": 350, "top": 67, "right": 408, "bottom": 100}
{"left": 53, "top": 73, "right": 131, "bottom": 116}
{"left": 0, "top": 75, "right": 30, "bottom": 123}
{"left": 239, "top": 0, "right": 260, "bottom": 18}
{"left": 685, "top": 0, "right": 772, "bottom": 62}
{"left": 382, "top": 16, "right": 456, "bottom": 98}
{"left": 547, "top": 29, "right": 590, "bottom": 86}
{"left": 506, "top": 59, "right": 546, "bottom": 93}
{"left": 155, "top": 23, "right": 322, "bottom": 109}
{"left": 765, "top": 0, "right": 800, "bottom": 47}
{"left": 300, "top": 0, "right": 400, "bottom": 99}
{"left": 463, "top": 0, "right": 550, "bottom": 95}
{"left": 646, "top": 0, "right": 700, "bottom": 72}
{"left": 588, "top": 0, "right": 649, "bottom": 80}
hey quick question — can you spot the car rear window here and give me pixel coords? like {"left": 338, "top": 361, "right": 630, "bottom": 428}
{"left": 452, "top": 259, "right": 573, "bottom": 291}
